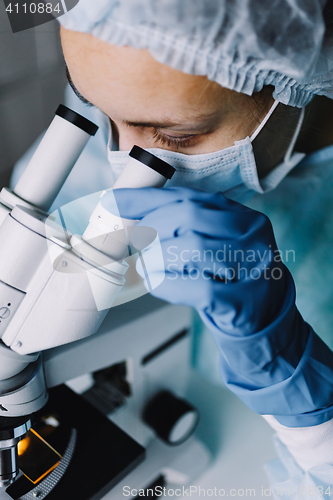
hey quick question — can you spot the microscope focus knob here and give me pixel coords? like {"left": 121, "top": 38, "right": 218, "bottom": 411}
{"left": 143, "top": 391, "right": 199, "bottom": 446}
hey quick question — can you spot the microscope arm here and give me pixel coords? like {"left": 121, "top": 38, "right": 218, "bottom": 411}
{"left": 0, "top": 106, "right": 175, "bottom": 487}
{"left": 0, "top": 105, "right": 99, "bottom": 487}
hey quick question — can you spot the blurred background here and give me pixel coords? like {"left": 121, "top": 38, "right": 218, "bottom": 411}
{"left": 0, "top": 1, "right": 67, "bottom": 189}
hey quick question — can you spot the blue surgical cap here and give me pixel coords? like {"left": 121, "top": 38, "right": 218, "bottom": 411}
{"left": 59, "top": 0, "right": 333, "bottom": 108}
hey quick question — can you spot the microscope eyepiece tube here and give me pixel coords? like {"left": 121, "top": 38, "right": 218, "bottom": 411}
{"left": 81, "top": 146, "right": 176, "bottom": 258}
{"left": 112, "top": 145, "right": 176, "bottom": 190}
{"left": 129, "top": 145, "right": 175, "bottom": 179}
{"left": 13, "top": 105, "right": 98, "bottom": 212}
{"left": 55, "top": 105, "right": 99, "bottom": 136}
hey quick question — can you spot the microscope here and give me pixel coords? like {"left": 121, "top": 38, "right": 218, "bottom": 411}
{"left": 0, "top": 106, "right": 210, "bottom": 499}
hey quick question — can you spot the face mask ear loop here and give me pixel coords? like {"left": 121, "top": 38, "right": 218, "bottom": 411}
{"left": 283, "top": 107, "right": 305, "bottom": 164}
{"left": 250, "top": 100, "right": 280, "bottom": 142}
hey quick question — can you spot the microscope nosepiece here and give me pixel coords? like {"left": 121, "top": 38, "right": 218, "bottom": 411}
{"left": 0, "top": 447, "right": 19, "bottom": 488}
{"left": 0, "top": 417, "right": 31, "bottom": 488}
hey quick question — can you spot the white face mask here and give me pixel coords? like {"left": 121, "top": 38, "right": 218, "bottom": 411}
{"left": 107, "top": 101, "right": 306, "bottom": 203}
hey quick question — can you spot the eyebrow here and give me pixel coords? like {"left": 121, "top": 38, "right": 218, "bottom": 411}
{"left": 123, "top": 119, "right": 181, "bottom": 129}
{"left": 123, "top": 113, "right": 219, "bottom": 131}
{"left": 65, "top": 66, "right": 95, "bottom": 108}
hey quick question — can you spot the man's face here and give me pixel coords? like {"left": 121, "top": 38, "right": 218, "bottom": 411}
{"left": 60, "top": 27, "right": 273, "bottom": 155}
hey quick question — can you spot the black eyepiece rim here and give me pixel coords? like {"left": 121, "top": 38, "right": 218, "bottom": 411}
{"left": 56, "top": 105, "right": 99, "bottom": 136}
{"left": 129, "top": 145, "right": 176, "bottom": 180}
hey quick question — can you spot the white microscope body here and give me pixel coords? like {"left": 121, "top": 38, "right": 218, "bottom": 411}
{"left": 0, "top": 106, "right": 210, "bottom": 497}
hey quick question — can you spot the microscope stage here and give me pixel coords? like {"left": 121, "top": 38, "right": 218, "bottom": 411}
{"left": 6, "top": 385, "right": 145, "bottom": 500}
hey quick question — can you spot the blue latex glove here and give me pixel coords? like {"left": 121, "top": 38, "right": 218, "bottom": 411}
{"left": 102, "top": 187, "right": 333, "bottom": 427}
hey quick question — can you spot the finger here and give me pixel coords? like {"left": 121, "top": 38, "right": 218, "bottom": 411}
{"left": 132, "top": 200, "right": 256, "bottom": 242}
{"left": 137, "top": 233, "right": 233, "bottom": 282}
{"left": 101, "top": 186, "right": 238, "bottom": 220}
{"left": 141, "top": 265, "right": 215, "bottom": 309}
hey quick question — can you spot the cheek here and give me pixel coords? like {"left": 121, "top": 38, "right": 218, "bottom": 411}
{"left": 176, "top": 122, "right": 255, "bottom": 154}
{"left": 203, "top": 114, "right": 260, "bottom": 152}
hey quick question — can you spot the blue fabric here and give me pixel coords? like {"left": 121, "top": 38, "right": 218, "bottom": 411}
{"left": 194, "top": 143, "right": 333, "bottom": 413}
{"left": 102, "top": 186, "right": 333, "bottom": 427}
{"left": 58, "top": 0, "right": 333, "bottom": 108}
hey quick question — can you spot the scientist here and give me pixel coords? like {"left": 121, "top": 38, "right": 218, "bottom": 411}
{"left": 18, "top": 0, "right": 333, "bottom": 493}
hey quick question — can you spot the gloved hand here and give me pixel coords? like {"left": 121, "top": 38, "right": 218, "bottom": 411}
{"left": 102, "top": 187, "right": 333, "bottom": 427}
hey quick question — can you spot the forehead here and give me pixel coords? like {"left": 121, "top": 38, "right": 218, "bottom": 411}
{"left": 61, "top": 28, "right": 241, "bottom": 123}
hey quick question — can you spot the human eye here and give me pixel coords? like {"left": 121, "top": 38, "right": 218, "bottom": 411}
{"left": 151, "top": 129, "right": 200, "bottom": 149}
